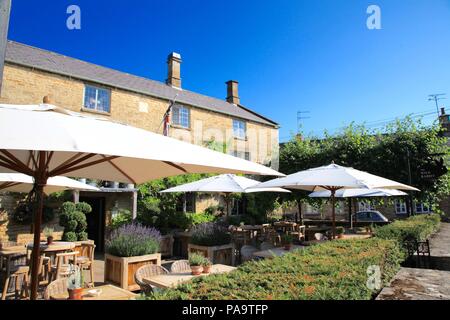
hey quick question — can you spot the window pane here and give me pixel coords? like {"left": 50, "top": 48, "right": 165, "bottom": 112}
{"left": 233, "top": 119, "right": 246, "bottom": 138}
{"left": 172, "top": 105, "right": 189, "bottom": 128}
{"left": 84, "top": 85, "right": 110, "bottom": 112}
{"left": 84, "top": 86, "right": 97, "bottom": 110}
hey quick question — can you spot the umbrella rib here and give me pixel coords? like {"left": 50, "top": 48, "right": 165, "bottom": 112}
{"left": 163, "top": 161, "right": 188, "bottom": 174}
{"left": 28, "top": 151, "right": 38, "bottom": 171}
{"left": 51, "top": 155, "right": 120, "bottom": 177}
{"left": 45, "top": 151, "right": 54, "bottom": 170}
{"left": 49, "top": 153, "right": 96, "bottom": 176}
{"left": 0, "top": 153, "right": 33, "bottom": 176}
{"left": 101, "top": 155, "right": 136, "bottom": 184}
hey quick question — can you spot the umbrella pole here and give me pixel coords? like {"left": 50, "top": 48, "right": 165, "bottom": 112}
{"left": 331, "top": 189, "right": 336, "bottom": 240}
{"left": 30, "top": 152, "right": 48, "bottom": 300}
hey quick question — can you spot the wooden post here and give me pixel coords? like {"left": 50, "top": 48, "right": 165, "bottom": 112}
{"left": 331, "top": 189, "right": 336, "bottom": 240}
{"left": 0, "top": 0, "right": 11, "bottom": 96}
{"left": 348, "top": 198, "right": 352, "bottom": 229}
{"left": 132, "top": 190, "right": 138, "bottom": 220}
{"left": 73, "top": 190, "right": 80, "bottom": 203}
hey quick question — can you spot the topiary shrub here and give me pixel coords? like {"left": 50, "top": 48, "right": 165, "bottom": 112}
{"left": 59, "top": 201, "right": 92, "bottom": 241}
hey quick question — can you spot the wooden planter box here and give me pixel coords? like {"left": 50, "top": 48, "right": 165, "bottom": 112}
{"left": 188, "top": 243, "right": 235, "bottom": 266}
{"left": 104, "top": 253, "right": 161, "bottom": 291}
{"left": 160, "top": 234, "right": 174, "bottom": 258}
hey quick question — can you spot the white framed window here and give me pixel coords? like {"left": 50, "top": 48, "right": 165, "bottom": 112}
{"left": 416, "top": 202, "right": 431, "bottom": 214}
{"left": 172, "top": 105, "right": 190, "bottom": 128}
{"left": 358, "top": 201, "right": 376, "bottom": 212}
{"left": 395, "top": 200, "right": 407, "bottom": 215}
{"left": 233, "top": 119, "right": 246, "bottom": 139}
{"left": 83, "top": 85, "right": 111, "bottom": 113}
{"left": 232, "top": 150, "right": 250, "bottom": 161}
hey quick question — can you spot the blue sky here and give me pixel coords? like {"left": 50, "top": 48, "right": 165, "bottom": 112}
{"left": 7, "top": 0, "right": 450, "bottom": 141}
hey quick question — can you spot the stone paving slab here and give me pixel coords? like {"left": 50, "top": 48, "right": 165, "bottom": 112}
{"left": 376, "top": 267, "right": 450, "bottom": 300}
{"left": 377, "top": 222, "right": 450, "bottom": 300}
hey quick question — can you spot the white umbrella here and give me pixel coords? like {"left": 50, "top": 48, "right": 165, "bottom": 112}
{"left": 0, "top": 173, "right": 99, "bottom": 194}
{"left": 309, "top": 188, "right": 408, "bottom": 198}
{"left": 0, "top": 103, "right": 283, "bottom": 299}
{"left": 251, "top": 163, "right": 419, "bottom": 238}
{"left": 161, "top": 174, "right": 290, "bottom": 215}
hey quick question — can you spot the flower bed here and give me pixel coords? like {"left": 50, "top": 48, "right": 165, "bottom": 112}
{"left": 373, "top": 214, "right": 441, "bottom": 251}
{"left": 152, "top": 238, "right": 403, "bottom": 300}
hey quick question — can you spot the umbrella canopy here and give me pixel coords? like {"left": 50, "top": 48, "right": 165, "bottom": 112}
{"left": 252, "top": 163, "right": 419, "bottom": 239}
{"left": 309, "top": 188, "right": 408, "bottom": 198}
{"left": 0, "top": 103, "right": 283, "bottom": 299}
{"left": 0, "top": 173, "right": 99, "bottom": 194}
{"left": 161, "top": 174, "right": 291, "bottom": 194}
{"left": 161, "top": 174, "right": 290, "bottom": 216}
{"left": 253, "top": 163, "right": 419, "bottom": 192}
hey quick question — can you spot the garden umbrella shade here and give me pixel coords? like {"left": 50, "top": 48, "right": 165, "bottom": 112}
{"left": 161, "top": 174, "right": 290, "bottom": 216}
{"left": 160, "top": 174, "right": 291, "bottom": 194}
{"left": 252, "top": 163, "right": 419, "bottom": 239}
{"left": 0, "top": 173, "right": 99, "bottom": 194}
{"left": 308, "top": 188, "right": 408, "bottom": 198}
{"left": 0, "top": 103, "right": 283, "bottom": 299}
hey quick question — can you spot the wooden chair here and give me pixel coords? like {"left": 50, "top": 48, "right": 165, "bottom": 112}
{"left": 49, "top": 251, "right": 78, "bottom": 282}
{"left": 44, "top": 278, "right": 68, "bottom": 300}
{"left": 290, "top": 225, "right": 306, "bottom": 242}
{"left": 135, "top": 264, "right": 169, "bottom": 295}
{"left": 76, "top": 244, "right": 95, "bottom": 286}
{"left": 170, "top": 260, "right": 191, "bottom": 273}
{"left": 1, "top": 253, "right": 29, "bottom": 300}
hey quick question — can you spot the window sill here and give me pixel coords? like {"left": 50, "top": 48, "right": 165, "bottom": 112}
{"left": 81, "top": 107, "right": 111, "bottom": 116}
{"left": 171, "top": 124, "right": 191, "bottom": 131}
{"left": 233, "top": 136, "right": 248, "bottom": 141}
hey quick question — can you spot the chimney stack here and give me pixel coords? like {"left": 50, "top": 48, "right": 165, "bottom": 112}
{"left": 166, "top": 52, "right": 182, "bottom": 88}
{"left": 226, "top": 80, "right": 240, "bottom": 105}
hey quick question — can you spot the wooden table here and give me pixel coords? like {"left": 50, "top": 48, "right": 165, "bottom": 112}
{"left": 26, "top": 241, "right": 76, "bottom": 253}
{"left": 143, "top": 264, "right": 236, "bottom": 289}
{"left": 0, "top": 246, "right": 27, "bottom": 274}
{"left": 50, "top": 284, "right": 137, "bottom": 300}
{"left": 253, "top": 245, "right": 305, "bottom": 259}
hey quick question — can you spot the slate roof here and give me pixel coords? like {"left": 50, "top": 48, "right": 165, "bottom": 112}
{"left": 5, "top": 41, "right": 278, "bottom": 127}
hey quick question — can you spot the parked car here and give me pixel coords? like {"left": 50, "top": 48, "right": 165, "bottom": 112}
{"left": 355, "top": 210, "right": 389, "bottom": 222}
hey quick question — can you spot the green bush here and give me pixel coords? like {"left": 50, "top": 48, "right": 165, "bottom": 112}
{"left": 151, "top": 238, "right": 403, "bottom": 300}
{"left": 12, "top": 203, "right": 55, "bottom": 224}
{"left": 190, "top": 222, "right": 231, "bottom": 247}
{"left": 374, "top": 214, "right": 440, "bottom": 251}
{"left": 59, "top": 201, "right": 91, "bottom": 241}
{"left": 110, "top": 209, "right": 133, "bottom": 230}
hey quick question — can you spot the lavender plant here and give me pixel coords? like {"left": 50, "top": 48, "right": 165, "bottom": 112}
{"left": 190, "top": 222, "right": 231, "bottom": 246}
{"left": 106, "top": 222, "right": 161, "bottom": 257}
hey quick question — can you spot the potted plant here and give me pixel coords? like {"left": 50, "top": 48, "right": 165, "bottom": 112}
{"left": 336, "top": 227, "right": 345, "bottom": 239}
{"left": 104, "top": 223, "right": 162, "bottom": 291}
{"left": 67, "top": 265, "right": 84, "bottom": 300}
{"left": 189, "top": 253, "right": 204, "bottom": 275}
{"left": 281, "top": 234, "right": 293, "bottom": 250}
{"left": 43, "top": 227, "right": 54, "bottom": 245}
{"left": 202, "top": 257, "right": 212, "bottom": 274}
{"left": 188, "top": 222, "right": 234, "bottom": 265}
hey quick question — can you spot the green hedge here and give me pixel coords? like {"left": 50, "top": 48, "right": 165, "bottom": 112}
{"left": 373, "top": 214, "right": 440, "bottom": 250}
{"left": 151, "top": 238, "right": 404, "bottom": 300}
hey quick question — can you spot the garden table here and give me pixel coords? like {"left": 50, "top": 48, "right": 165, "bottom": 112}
{"left": 252, "top": 245, "right": 305, "bottom": 259}
{"left": 26, "top": 241, "right": 76, "bottom": 253}
{"left": 49, "top": 284, "right": 137, "bottom": 300}
{"left": 143, "top": 264, "right": 236, "bottom": 289}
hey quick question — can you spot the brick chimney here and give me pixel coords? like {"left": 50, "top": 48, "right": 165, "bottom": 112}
{"left": 439, "top": 107, "right": 450, "bottom": 137}
{"left": 166, "top": 52, "right": 182, "bottom": 88}
{"left": 226, "top": 80, "right": 240, "bottom": 105}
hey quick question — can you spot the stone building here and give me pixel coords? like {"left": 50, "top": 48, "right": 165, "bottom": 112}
{"left": 0, "top": 41, "right": 279, "bottom": 249}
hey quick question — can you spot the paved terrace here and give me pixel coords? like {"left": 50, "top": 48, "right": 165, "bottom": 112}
{"left": 377, "top": 222, "right": 450, "bottom": 300}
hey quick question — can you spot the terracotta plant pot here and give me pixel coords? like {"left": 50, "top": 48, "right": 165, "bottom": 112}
{"left": 202, "top": 265, "right": 212, "bottom": 274}
{"left": 47, "top": 236, "right": 54, "bottom": 245}
{"left": 337, "top": 234, "right": 344, "bottom": 239}
{"left": 68, "top": 288, "right": 84, "bottom": 300}
{"left": 190, "top": 265, "right": 203, "bottom": 275}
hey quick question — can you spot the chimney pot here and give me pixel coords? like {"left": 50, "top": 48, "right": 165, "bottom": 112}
{"left": 441, "top": 107, "right": 446, "bottom": 116}
{"left": 226, "top": 80, "right": 240, "bottom": 105}
{"left": 166, "top": 52, "right": 182, "bottom": 88}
